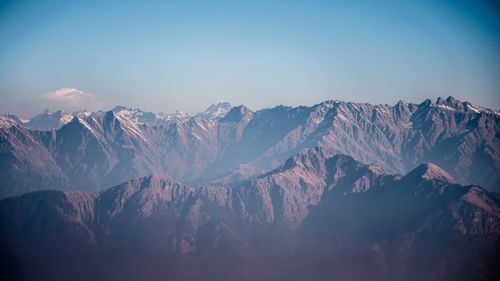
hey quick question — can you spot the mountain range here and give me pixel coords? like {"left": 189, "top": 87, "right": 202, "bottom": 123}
{"left": 0, "top": 102, "right": 233, "bottom": 130}
{"left": 1, "top": 147, "right": 499, "bottom": 281}
{"left": 0, "top": 97, "right": 499, "bottom": 199}
{"left": 1, "top": 96, "right": 500, "bottom": 280}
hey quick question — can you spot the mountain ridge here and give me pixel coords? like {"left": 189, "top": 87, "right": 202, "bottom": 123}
{"left": 0, "top": 96, "right": 499, "bottom": 199}
{"left": 1, "top": 148, "right": 498, "bottom": 281}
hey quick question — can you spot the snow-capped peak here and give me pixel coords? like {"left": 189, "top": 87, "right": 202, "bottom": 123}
{"left": 0, "top": 113, "right": 25, "bottom": 128}
{"left": 111, "top": 105, "right": 160, "bottom": 125}
{"left": 195, "top": 102, "right": 232, "bottom": 119}
{"left": 23, "top": 110, "right": 74, "bottom": 130}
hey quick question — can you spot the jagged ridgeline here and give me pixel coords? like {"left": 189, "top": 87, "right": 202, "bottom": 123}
{"left": 1, "top": 97, "right": 500, "bottom": 281}
{"left": 1, "top": 148, "right": 499, "bottom": 281}
{"left": 1, "top": 97, "right": 498, "bottom": 199}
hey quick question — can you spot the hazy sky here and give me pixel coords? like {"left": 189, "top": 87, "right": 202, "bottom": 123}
{"left": 0, "top": 0, "right": 499, "bottom": 117}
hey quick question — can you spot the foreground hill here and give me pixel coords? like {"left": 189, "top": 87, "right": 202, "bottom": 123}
{"left": 1, "top": 148, "right": 499, "bottom": 281}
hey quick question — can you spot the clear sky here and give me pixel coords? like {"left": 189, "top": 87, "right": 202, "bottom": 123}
{"left": 0, "top": 0, "right": 499, "bottom": 117}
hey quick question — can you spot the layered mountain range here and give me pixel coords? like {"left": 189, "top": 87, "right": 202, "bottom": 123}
{"left": 1, "top": 97, "right": 499, "bottom": 199}
{"left": 1, "top": 147, "right": 499, "bottom": 281}
{"left": 0, "top": 102, "right": 233, "bottom": 130}
{"left": 1, "top": 96, "right": 500, "bottom": 280}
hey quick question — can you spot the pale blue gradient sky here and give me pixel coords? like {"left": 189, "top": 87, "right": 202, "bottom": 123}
{"left": 0, "top": 0, "right": 499, "bottom": 117}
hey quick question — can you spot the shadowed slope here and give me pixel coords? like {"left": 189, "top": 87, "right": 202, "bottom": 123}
{"left": 1, "top": 148, "right": 499, "bottom": 281}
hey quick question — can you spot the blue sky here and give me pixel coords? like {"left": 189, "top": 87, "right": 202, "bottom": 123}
{"left": 0, "top": 0, "right": 499, "bottom": 116}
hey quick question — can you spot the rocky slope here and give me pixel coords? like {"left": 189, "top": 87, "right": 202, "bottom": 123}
{"left": 1, "top": 148, "right": 499, "bottom": 281}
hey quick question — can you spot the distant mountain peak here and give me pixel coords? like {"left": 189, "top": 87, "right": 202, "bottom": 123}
{"left": 208, "top": 102, "right": 231, "bottom": 108}
{"left": 23, "top": 109, "right": 75, "bottom": 130}
{"left": 111, "top": 105, "right": 132, "bottom": 111}
{"left": 406, "top": 162, "right": 455, "bottom": 183}
{"left": 282, "top": 146, "right": 332, "bottom": 169}
{"left": 220, "top": 105, "right": 253, "bottom": 123}
{"left": 279, "top": 147, "right": 382, "bottom": 178}
{"left": 436, "top": 96, "right": 458, "bottom": 105}
{"left": 42, "top": 109, "right": 65, "bottom": 114}
{"left": 0, "top": 113, "right": 25, "bottom": 128}
{"left": 67, "top": 115, "right": 91, "bottom": 129}
{"left": 197, "top": 102, "right": 232, "bottom": 119}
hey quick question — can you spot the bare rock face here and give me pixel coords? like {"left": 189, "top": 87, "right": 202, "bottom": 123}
{"left": 1, "top": 148, "right": 499, "bottom": 281}
{"left": 0, "top": 97, "right": 499, "bottom": 199}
